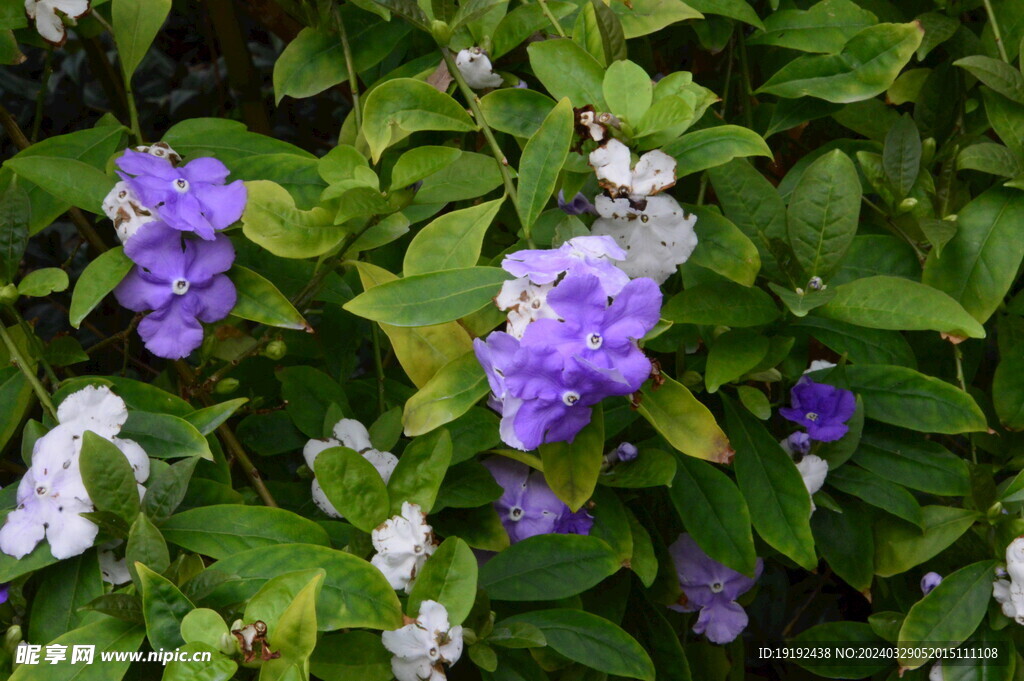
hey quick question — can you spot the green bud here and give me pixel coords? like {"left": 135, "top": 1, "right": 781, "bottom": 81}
{"left": 215, "top": 378, "right": 240, "bottom": 394}
{"left": 463, "top": 628, "right": 478, "bottom": 645}
{"left": 681, "top": 370, "right": 702, "bottom": 388}
{"left": 431, "top": 20, "right": 452, "bottom": 45}
{"left": 987, "top": 501, "right": 1005, "bottom": 523}
{"left": 4, "top": 626, "right": 21, "bottom": 654}
{"left": 897, "top": 197, "right": 918, "bottom": 214}
{"left": 921, "top": 137, "right": 936, "bottom": 165}
{"left": 264, "top": 340, "right": 287, "bottom": 361}
{"left": 0, "top": 284, "right": 17, "bottom": 306}
{"left": 943, "top": 213, "right": 958, "bottom": 222}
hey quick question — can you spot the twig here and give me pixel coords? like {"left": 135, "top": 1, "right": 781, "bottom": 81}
{"left": 952, "top": 345, "right": 977, "bottom": 464}
{"left": 537, "top": 0, "right": 567, "bottom": 37}
{"left": 334, "top": 7, "right": 362, "bottom": 131}
{"left": 982, "top": 0, "right": 1011, "bottom": 63}
{"left": 371, "top": 323, "right": 386, "bottom": 416}
{"left": 0, "top": 323, "right": 56, "bottom": 421}
{"left": 30, "top": 48, "right": 54, "bottom": 143}
{"left": 218, "top": 421, "right": 279, "bottom": 508}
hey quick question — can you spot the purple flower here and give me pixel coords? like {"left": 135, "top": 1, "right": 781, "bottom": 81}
{"left": 502, "top": 236, "right": 630, "bottom": 297}
{"left": 782, "top": 432, "right": 811, "bottom": 456}
{"left": 614, "top": 442, "right": 639, "bottom": 462}
{"left": 114, "top": 223, "right": 237, "bottom": 359}
{"left": 669, "top": 534, "right": 762, "bottom": 645}
{"left": 116, "top": 150, "right": 247, "bottom": 240}
{"left": 779, "top": 378, "right": 856, "bottom": 442}
{"left": 474, "top": 331, "right": 528, "bottom": 450}
{"left": 921, "top": 572, "right": 942, "bottom": 595}
{"left": 0, "top": 583, "right": 8, "bottom": 605}
{"left": 521, "top": 274, "right": 660, "bottom": 391}
{"left": 557, "top": 190, "right": 597, "bottom": 216}
{"left": 484, "top": 457, "right": 592, "bottom": 543}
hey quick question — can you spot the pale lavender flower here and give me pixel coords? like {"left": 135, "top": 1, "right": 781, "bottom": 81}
{"left": 921, "top": 572, "right": 942, "bottom": 595}
{"left": 557, "top": 190, "right": 597, "bottom": 216}
{"left": 614, "top": 442, "right": 639, "bottom": 462}
{"left": 501, "top": 235, "right": 630, "bottom": 297}
{"left": 779, "top": 378, "right": 856, "bottom": 442}
{"left": 485, "top": 457, "right": 592, "bottom": 543}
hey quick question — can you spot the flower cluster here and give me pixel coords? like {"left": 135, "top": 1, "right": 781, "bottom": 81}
{"left": 668, "top": 534, "right": 762, "bottom": 644}
{"left": 371, "top": 502, "right": 437, "bottom": 593}
{"left": 103, "top": 145, "right": 246, "bottom": 359}
{"left": 478, "top": 237, "right": 661, "bottom": 450}
{"left": 303, "top": 418, "right": 398, "bottom": 519}
{"left": 485, "top": 458, "right": 592, "bottom": 543}
{"left": 382, "top": 600, "right": 463, "bottom": 681}
{"left": 993, "top": 536, "right": 1024, "bottom": 625}
{"left": 0, "top": 386, "right": 149, "bottom": 560}
{"left": 588, "top": 139, "right": 698, "bottom": 284}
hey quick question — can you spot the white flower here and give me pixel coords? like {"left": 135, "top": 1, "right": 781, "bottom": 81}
{"left": 134, "top": 142, "right": 182, "bottom": 165}
{"left": 929, "top": 662, "right": 943, "bottom": 681}
{"left": 455, "top": 47, "right": 503, "bottom": 90}
{"left": 495, "top": 278, "right": 559, "bottom": 339}
{"left": 382, "top": 600, "right": 463, "bottom": 681}
{"left": 371, "top": 502, "right": 437, "bottom": 593}
{"left": 993, "top": 537, "right": 1024, "bottom": 625}
{"left": 795, "top": 454, "right": 828, "bottom": 513}
{"left": 591, "top": 194, "right": 698, "bottom": 284}
{"left": 102, "top": 182, "right": 158, "bottom": 244}
{"left": 0, "top": 386, "right": 149, "bottom": 560}
{"left": 805, "top": 360, "right": 837, "bottom": 374}
{"left": 303, "top": 419, "right": 398, "bottom": 519}
{"left": 25, "top": 0, "right": 90, "bottom": 46}
{"left": 589, "top": 139, "right": 676, "bottom": 202}
{"left": 98, "top": 540, "right": 131, "bottom": 585}
{"left": 1006, "top": 536, "right": 1024, "bottom": 583}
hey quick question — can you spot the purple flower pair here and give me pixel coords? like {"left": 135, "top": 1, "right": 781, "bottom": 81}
{"left": 484, "top": 458, "right": 592, "bottom": 543}
{"left": 780, "top": 377, "right": 856, "bottom": 443}
{"left": 669, "top": 534, "right": 762, "bottom": 645}
{"left": 475, "top": 273, "right": 661, "bottom": 450}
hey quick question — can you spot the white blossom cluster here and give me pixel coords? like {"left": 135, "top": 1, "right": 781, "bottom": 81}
{"left": 993, "top": 536, "right": 1024, "bottom": 624}
{"left": 101, "top": 143, "right": 182, "bottom": 244}
{"left": 382, "top": 600, "right": 464, "bottom": 681}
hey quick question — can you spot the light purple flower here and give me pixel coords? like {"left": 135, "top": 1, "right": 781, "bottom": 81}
{"left": 669, "top": 534, "right": 762, "bottom": 645}
{"left": 779, "top": 378, "right": 856, "bottom": 442}
{"left": 557, "top": 190, "right": 597, "bottom": 216}
{"left": 781, "top": 432, "right": 811, "bottom": 456}
{"left": 114, "top": 223, "right": 237, "bottom": 360}
{"left": 474, "top": 331, "right": 528, "bottom": 450}
{"left": 0, "top": 584, "right": 8, "bottom": 605}
{"left": 614, "top": 442, "right": 638, "bottom": 462}
{"left": 116, "top": 150, "right": 247, "bottom": 240}
{"left": 484, "top": 457, "right": 592, "bottom": 543}
{"left": 520, "top": 274, "right": 660, "bottom": 392}
{"left": 501, "top": 236, "right": 630, "bottom": 297}
{"left": 921, "top": 572, "right": 942, "bottom": 595}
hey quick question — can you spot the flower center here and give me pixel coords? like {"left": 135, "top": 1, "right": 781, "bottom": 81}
{"left": 172, "top": 278, "right": 190, "bottom": 295}
{"left": 413, "top": 544, "right": 423, "bottom": 554}
{"left": 509, "top": 506, "right": 524, "bottom": 521}
{"left": 710, "top": 581, "right": 724, "bottom": 594}
{"left": 173, "top": 178, "right": 189, "bottom": 193}
{"left": 428, "top": 647, "right": 440, "bottom": 660}
{"left": 586, "top": 332, "right": 603, "bottom": 350}
{"left": 35, "top": 486, "right": 47, "bottom": 497}
{"left": 562, "top": 390, "right": 581, "bottom": 406}
{"left": 805, "top": 412, "right": 819, "bottom": 422}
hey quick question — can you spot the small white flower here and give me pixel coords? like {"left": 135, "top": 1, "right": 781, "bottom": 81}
{"left": 371, "top": 502, "right": 437, "bottom": 593}
{"left": 57, "top": 384, "right": 128, "bottom": 439}
{"left": 303, "top": 419, "right": 398, "bottom": 519}
{"left": 382, "top": 600, "right": 463, "bottom": 681}
{"left": 591, "top": 194, "right": 698, "bottom": 284}
{"left": 805, "top": 360, "right": 837, "bottom": 374}
{"left": 994, "top": 537, "right": 1024, "bottom": 625}
{"left": 795, "top": 454, "right": 828, "bottom": 513}
{"left": 929, "top": 662, "right": 943, "bottom": 681}
{"left": 24, "top": 0, "right": 90, "bottom": 46}
{"left": 102, "top": 182, "right": 158, "bottom": 244}
{"left": 495, "top": 278, "right": 559, "bottom": 339}
{"left": 589, "top": 138, "right": 676, "bottom": 202}
{"left": 578, "top": 110, "right": 607, "bottom": 142}
{"left": 455, "top": 47, "right": 503, "bottom": 90}
{"left": 1006, "top": 536, "right": 1024, "bottom": 583}
{"left": 134, "top": 142, "right": 182, "bottom": 166}
{"left": 98, "top": 540, "right": 131, "bottom": 585}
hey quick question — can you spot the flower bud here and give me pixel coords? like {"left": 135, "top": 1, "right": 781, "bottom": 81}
{"left": 897, "top": 197, "right": 918, "bottom": 214}
{"left": 463, "top": 628, "right": 478, "bottom": 645}
{"left": 264, "top": 340, "right": 287, "bottom": 361}
{"left": 681, "top": 370, "right": 702, "bottom": 388}
{"left": 4, "top": 626, "right": 22, "bottom": 655}
{"left": 943, "top": 214, "right": 957, "bottom": 222}
{"left": 215, "top": 378, "right": 240, "bottom": 394}
{"left": 807, "top": 276, "right": 824, "bottom": 292}
{"left": 0, "top": 284, "right": 17, "bottom": 306}
{"left": 218, "top": 632, "right": 237, "bottom": 657}
{"left": 431, "top": 20, "right": 452, "bottom": 45}
{"left": 921, "top": 137, "right": 936, "bottom": 165}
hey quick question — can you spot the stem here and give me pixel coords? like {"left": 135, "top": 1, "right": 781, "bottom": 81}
{"left": 334, "top": 8, "right": 362, "bottom": 130}
{"left": 861, "top": 196, "right": 926, "bottom": 261}
{"left": 952, "top": 344, "right": 977, "bottom": 464}
{"left": 0, "top": 322, "right": 56, "bottom": 420}
{"left": 31, "top": 49, "right": 54, "bottom": 143}
{"left": 696, "top": 173, "right": 708, "bottom": 206}
{"left": 371, "top": 323, "right": 386, "bottom": 416}
{"left": 440, "top": 48, "right": 521, "bottom": 234}
{"left": 217, "top": 422, "right": 279, "bottom": 508}
{"left": 4, "top": 308, "right": 58, "bottom": 388}
{"left": 719, "top": 39, "right": 735, "bottom": 119}
{"left": 982, "top": 0, "right": 1011, "bottom": 63}
{"left": 90, "top": 6, "right": 142, "bottom": 142}
{"left": 537, "top": 0, "right": 567, "bottom": 37}
{"left": 737, "top": 30, "right": 754, "bottom": 130}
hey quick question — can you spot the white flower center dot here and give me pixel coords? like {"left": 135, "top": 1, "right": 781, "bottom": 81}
{"left": 509, "top": 506, "right": 524, "bottom": 521}
{"left": 172, "top": 279, "right": 190, "bottom": 295}
{"left": 586, "top": 333, "right": 603, "bottom": 350}
{"left": 35, "top": 486, "right": 47, "bottom": 496}
{"left": 710, "top": 581, "right": 724, "bottom": 593}
{"left": 805, "top": 412, "right": 819, "bottom": 422}
{"left": 413, "top": 544, "right": 423, "bottom": 554}
{"left": 173, "top": 178, "right": 189, "bottom": 193}
{"left": 562, "top": 390, "right": 581, "bottom": 406}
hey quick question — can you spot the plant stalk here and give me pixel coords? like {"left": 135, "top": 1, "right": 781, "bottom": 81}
{"left": 0, "top": 322, "right": 56, "bottom": 421}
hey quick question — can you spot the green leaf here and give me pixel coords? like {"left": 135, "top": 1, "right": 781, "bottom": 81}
{"left": 922, "top": 187, "right": 1024, "bottom": 325}
{"left": 245, "top": 569, "right": 326, "bottom": 636}
{"left": 477, "top": 88, "right": 556, "bottom": 138}
{"left": 704, "top": 329, "right": 769, "bottom": 392}
{"left": 0, "top": 370, "right": 31, "bottom": 454}
{"left": 897, "top": 561, "right": 997, "bottom": 669}
{"left": 5, "top": 157, "right": 115, "bottom": 215}
{"left": 662, "top": 280, "right": 779, "bottom": 327}
{"left": 827, "top": 465, "right": 923, "bottom": 526}
{"left": 391, "top": 146, "right": 462, "bottom": 190}
{"left": 28, "top": 552, "right": 104, "bottom": 645}
{"left": 748, "top": 0, "right": 875, "bottom": 53}
{"left": 404, "top": 198, "right": 503, "bottom": 275}
{"left": 854, "top": 428, "right": 969, "bottom": 496}
{"left": 981, "top": 87, "right": 1024, "bottom": 156}
{"left": 229, "top": 265, "right": 309, "bottom": 331}
{"left": 955, "top": 55, "right": 1024, "bottom": 104}
{"left": 724, "top": 396, "right": 816, "bottom": 570}
{"left": 8, "top": 618, "right": 144, "bottom": 681}
{"left": 17, "top": 267, "right": 68, "bottom": 297}
{"left": 259, "top": 572, "right": 323, "bottom": 681}
{"left": 113, "top": 0, "right": 172, "bottom": 79}
{"left": 603, "top": 60, "right": 653, "bottom": 125}
{"left": 812, "top": 504, "right": 875, "bottom": 592}
{"left": 344, "top": 267, "right": 509, "bottom": 326}
{"left": 611, "top": 0, "right": 702, "bottom": 38}
{"left": 402, "top": 351, "right": 489, "bottom": 437}
{"left": 363, "top": 78, "right": 476, "bottom": 162}
{"left": 241, "top": 180, "right": 343, "bottom": 259}
{"left": 480, "top": 534, "right": 620, "bottom": 601}
{"left": 277, "top": 365, "right": 349, "bottom": 438}
{"left": 163, "top": 118, "right": 315, "bottom": 164}
{"left": 956, "top": 142, "right": 1023, "bottom": 178}
{"left": 836, "top": 364, "right": 987, "bottom": 434}
{"left": 500, "top": 609, "right": 655, "bottom": 680}
{"left": 161, "top": 505, "right": 331, "bottom": 559}
{"left": 0, "top": 179, "right": 28, "bottom": 285}
{"left": 598, "top": 447, "right": 676, "bottom": 488}
{"left": 408, "top": 537, "right": 478, "bottom": 624}
{"left": 662, "top": 125, "right": 772, "bottom": 177}
{"left": 707, "top": 159, "right": 788, "bottom": 274}
{"left": 120, "top": 411, "right": 213, "bottom": 460}
{"left": 387, "top": 429, "right": 453, "bottom": 514}
{"left": 316, "top": 447, "right": 391, "bottom": 532}
{"left": 184, "top": 398, "right": 248, "bottom": 436}
{"left": 435, "top": 460, "right": 503, "bottom": 511}
{"left": 687, "top": 0, "right": 763, "bottom": 29}
{"left": 163, "top": 644, "right": 237, "bottom": 681}
{"left": 204, "top": 543, "right": 403, "bottom": 631}
{"left": 412, "top": 151, "right": 503, "bottom": 204}
{"left": 141, "top": 457, "right": 198, "bottom": 523}
{"left": 517, "top": 98, "right": 574, "bottom": 232}
{"left": 310, "top": 631, "right": 392, "bottom": 681}
{"left": 793, "top": 622, "right": 888, "bottom": 678}
{"left": 69, "top": 246, "right": 133, "bottom": 328}
{"left": 492, "top": 2, "right": 576, "bottom": 57}
{"left": 526, "top": 39, "right": 607, "bottom": 109}
{"left": 670, "top": 454, "right": 757, "bottom": 576}
{"left": 786, "top": 149, "right": 860, "bottom": 278}
{"left": 793, "top": 317, "right": 917, "bottom": 367}
{"left": 137, "top": 562, "right": 193, "bottom": 651}
{"left": 817, "top": 275, "right": 986, "bottom": 339}
{"left": 757, "top": 22, "right": 924, "bottom": 103}
{"left": 883, "top": 114, "right": 921, "bottom": 199}
{"left": 80, "top": 431, "right": 141, "bottom": 522}
{"left": 540, "top": 407, "right": 604, "bottom": 511}
{"left": 687, "top": 206, "right": 761, "bottom": 286}
{"left": 874, "top": 506, "right": 978, "bottom": 577}
{"left": 127, "top": 513, "right": 170, "bottom": 584}
{"left": 636, "top": 375, "right": 733, "bottom": 463}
